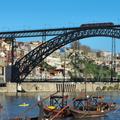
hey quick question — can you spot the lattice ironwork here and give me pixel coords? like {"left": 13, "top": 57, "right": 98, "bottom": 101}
{"left": 0, "top": 27, "right": 82, "bottom": 38}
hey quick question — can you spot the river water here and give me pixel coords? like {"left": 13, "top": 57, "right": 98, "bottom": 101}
{"left": 0, "top": 91, "right": 120, "bottom": 120}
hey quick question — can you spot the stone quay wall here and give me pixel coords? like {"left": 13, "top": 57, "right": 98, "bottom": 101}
{"left": 0, "top": 82, "right": 119, "bottom": 92}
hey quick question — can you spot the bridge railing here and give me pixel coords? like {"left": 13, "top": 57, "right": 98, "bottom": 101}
{"left": 22, "top": 78, "right": 120, "bottom": 82}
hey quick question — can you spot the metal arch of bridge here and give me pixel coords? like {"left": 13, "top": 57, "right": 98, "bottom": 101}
{"left": 12, "top": 26, "right": 120, "bottom": 82}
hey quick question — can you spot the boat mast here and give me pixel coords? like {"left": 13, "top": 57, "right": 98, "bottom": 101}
{"left": 85, "top": 76, "right": 87, "bottom": 98}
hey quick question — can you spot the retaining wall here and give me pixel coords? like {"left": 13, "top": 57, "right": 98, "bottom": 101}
{"left": 0, "top": 82, "right": 118, "bottom": 92}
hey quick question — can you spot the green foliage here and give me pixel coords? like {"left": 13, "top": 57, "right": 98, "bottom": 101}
{"left": 38, "top": 61, "right": 56, "bottom": 71}
{"left": 68, "top": 71, "right": 74, "bottom": 80}
{"left": 118, "top": 75, "right": 120, "bottom": 79}
{"left": 68, "top": 51, "right": 114, "bottom": 81}
{"left": 107, "top": 86, "right": 114, "bottom": 91}
{"left": 96, "top": 87, "right": 101, "bottom": 91}
{"left": 102, "top": 86, "right": 107, "bottom": 91}
{"left": 114, "top": 84, "right": 119, "bottom": 90}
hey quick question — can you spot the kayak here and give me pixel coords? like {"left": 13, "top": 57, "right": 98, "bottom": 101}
{"left": 19, "top": 103, "right": 29, "bottom": 107}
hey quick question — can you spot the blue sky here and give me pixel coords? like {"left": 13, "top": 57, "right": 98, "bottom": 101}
{"left": 0, "top": 0, "right": 120, "bottom": 52}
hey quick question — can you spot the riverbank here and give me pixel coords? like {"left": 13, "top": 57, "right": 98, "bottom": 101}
{"left": 0, "top": 82, "right": 119, "bottom": 92}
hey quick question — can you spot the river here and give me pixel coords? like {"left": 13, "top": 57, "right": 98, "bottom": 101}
{"left": 0, "top": 91, "right": 120, "bottom": 120}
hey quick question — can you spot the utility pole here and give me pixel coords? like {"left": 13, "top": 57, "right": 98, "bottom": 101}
{"left": 62, "top": 46, "right": 66, "bottom": 108}
{"left": 111, "top": 37, "right": 116, "bottom": 82}
{"left": 41, "top": 32, "right": 46, "bottom": 81}
{"left": 11, "top": 38, "right": 16, "bottom": 82}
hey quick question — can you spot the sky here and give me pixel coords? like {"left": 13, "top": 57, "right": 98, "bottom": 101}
{"left": 0, "top": 0, "right": 120, "bottom": 52}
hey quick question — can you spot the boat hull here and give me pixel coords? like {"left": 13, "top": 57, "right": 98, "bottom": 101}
{"left": 70, "top": 108, "right": 110, "bottom": 118}
{"left": 43, "top": 106, "right": 71, "bottom": 118}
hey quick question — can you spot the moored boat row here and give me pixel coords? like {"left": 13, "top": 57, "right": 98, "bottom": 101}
{"left": 10, "top": 93, "right": 117, "bottom": 120}
{"left": 37, "top": 94, "right": 117, "bottom": 120}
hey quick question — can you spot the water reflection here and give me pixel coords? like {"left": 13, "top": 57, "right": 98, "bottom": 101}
{"left": 0, "top": 91, "right": 120, "bottom": 120}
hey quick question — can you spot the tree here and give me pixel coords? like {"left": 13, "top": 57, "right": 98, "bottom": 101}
{"left": 38, "top": 61, "right": 56, "bottom": 71}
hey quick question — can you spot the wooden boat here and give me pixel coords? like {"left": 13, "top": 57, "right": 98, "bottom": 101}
{"left": 70, "top": 57, "right": 118, "bottom": 119}
{"left": 42, "top": 95, "right": 72, "bottom": 119}
{"left": 70, "top": 96, "right": 117, "bottom": 119}
{"left": 41, "top": 52, "right": 72, "bottom": 119}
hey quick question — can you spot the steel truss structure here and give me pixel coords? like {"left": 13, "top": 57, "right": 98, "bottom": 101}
{"left": 1, "top": 23, "right": 120, "bottom": 82}
{"left": 0, "top": 27, "right": 82, "bottom": 38}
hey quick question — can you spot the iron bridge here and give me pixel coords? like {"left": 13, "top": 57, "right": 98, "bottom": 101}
{"left": 1, "top": 22, "right": 120, "bottom": 82}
